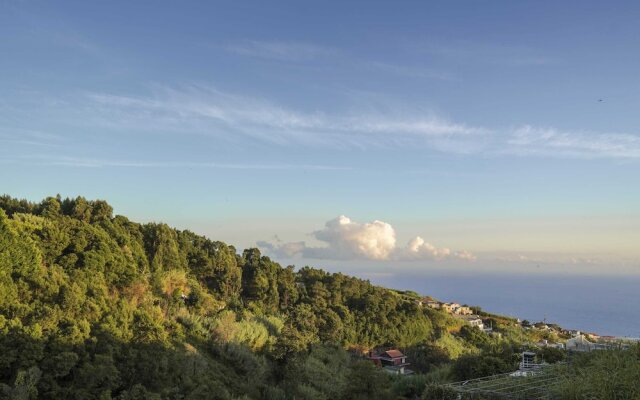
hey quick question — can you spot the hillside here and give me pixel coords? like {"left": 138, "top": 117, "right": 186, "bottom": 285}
{"left": 0, "top": 195, "right": 561, "bottom": 400}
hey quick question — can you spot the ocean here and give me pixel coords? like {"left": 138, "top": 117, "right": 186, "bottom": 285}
{"left": 369, "top": 272, "right": 640, "bottom": 338}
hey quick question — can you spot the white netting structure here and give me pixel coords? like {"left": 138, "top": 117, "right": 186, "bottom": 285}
{"left": 444, "top": 368, "right": 564, "bottom": 399}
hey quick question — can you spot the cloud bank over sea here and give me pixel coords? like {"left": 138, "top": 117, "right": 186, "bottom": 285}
{"left": 258, "top": 215, "right": 475, "bottom": 262}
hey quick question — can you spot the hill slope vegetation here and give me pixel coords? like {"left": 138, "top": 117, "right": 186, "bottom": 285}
{"left": 0, "top": 195, "right": 576, "bottom": 400}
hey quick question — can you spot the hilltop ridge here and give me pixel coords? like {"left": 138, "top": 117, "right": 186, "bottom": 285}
{"left": 0, "top": 195, "right": 566, "bottom": 399}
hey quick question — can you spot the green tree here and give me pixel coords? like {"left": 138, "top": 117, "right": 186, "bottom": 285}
{"left": 452, "top": 354, "right": 511, "bottom": 380}
{"left": 341, "top": 361, "right": 390, "bottom": 400}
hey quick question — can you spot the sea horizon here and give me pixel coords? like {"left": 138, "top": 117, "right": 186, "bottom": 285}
{"left": 366, "top": 271, "right": 640, "bottom": 338}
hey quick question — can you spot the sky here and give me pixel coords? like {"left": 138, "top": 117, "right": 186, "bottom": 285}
{"left": 1, "top": 0, "right": 640, "bottom": 279}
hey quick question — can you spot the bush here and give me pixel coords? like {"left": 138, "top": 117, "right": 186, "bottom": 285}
{"left": 451, "top": 354, "right": 511, "bottom": 380}
{"left": 552, "top": 346, "right": 640, "bottom": 399}
{"left": 421, "top": 383, "right": 457, "bottom": 400}
{"left": 390, "top": 374, "right": 429, "bottom": 399}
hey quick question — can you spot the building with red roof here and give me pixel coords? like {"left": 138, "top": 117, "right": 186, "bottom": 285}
{"left": 367, "top": 349, "right": 413, "bottom": 375}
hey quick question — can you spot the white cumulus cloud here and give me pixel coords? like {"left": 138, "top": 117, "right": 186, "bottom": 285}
{"left": 258, "top": 215, "right": 474, "bottom": 262}
{"left": 310, "top": 216, "right": 397, "bottom": 260}
{"left": 397, "top": 236, "right": 476, "bottom": 261}
{"left": 403, "top": 236, "right": 452, "bottom": 259}
{"left": 256, "top": 240, "right": 306, "bottom": 258}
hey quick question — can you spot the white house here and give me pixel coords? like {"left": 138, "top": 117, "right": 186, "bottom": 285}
{"left": 441, "top": 302, "right": 461, "bottom": 313}
{"left": 459, "top": 315, "right": 484, "bottom": 330}
{"left": 456, "top": 306, "right": 473, "bottom": 315}
{"left": 566, "top": 335, "right": 594, "bottom": 352}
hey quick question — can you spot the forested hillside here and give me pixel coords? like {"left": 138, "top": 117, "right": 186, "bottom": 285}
{"left": 0, "top": 195, "right": 554, "bottom": 399}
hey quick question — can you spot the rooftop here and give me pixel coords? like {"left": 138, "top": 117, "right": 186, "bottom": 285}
{"left": 382, "top": 349, "right": 404, "bottom": 359}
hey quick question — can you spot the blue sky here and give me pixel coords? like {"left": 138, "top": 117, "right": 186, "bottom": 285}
{"left": 1, "top": 1, "right": 639, "bottom": 276}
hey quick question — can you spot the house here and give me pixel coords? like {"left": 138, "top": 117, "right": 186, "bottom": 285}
{"left": 425, "top": 301, "right": 441, "bottom": 309}
{"left": 534, "top": 322, "right": 551, "bottom": 331}
{"left": 572, "top": 338, "right": 617, "bottom": 351}
{"left": 456, "top": 306, "right": 473, "bottom": 315}
{"left": 441, "top": 302, "right": 460, "bottom": 313}
{"left": 424, "top": 301, "right": 473, "bottom": 315}
{"left": 469, "top": 319, "right": 484, "bottom": 330}
{"left": 566, "top": 334, "right": 595, "bottom": 352}
{"left": 537, "top": 339, "right": 563, "bottom": 349}
{"left": 459, "top": 315, "right": 484, "bottom": 330}
{"left": 416, "top": 297, "right": 441, "bottom": 309}
{"left": 420, "top": 300, "right": 473, "bottom": 315}
{"left": 367, "top": 349, "right": 413, "bottom": 375}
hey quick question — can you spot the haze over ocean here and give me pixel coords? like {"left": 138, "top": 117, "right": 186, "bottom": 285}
{"left": 370, "top": 272, "right": 640, "bottom": 338}
{"left": 271, "top": 254, "right": 640, "bottom": 338}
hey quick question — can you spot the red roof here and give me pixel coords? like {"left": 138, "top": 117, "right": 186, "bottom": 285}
{"left": 382, "top": 350, "right": 404, "bottom": 359}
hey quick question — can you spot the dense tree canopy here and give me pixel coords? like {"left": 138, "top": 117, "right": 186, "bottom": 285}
{"left": 0, "top": 195, "right": 613, "bottom": 400}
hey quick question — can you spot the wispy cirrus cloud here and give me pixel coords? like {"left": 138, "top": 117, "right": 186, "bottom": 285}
{"left": 5, "top": 84, "right": 640, "bottom": 160}
{"left": 368, "top": 61, "right": 456, "bottom": 81}
{"left": 225, "top": 39, "right": 456, "bottom": 81}
{"left": 0, "top": 129, "right": 65, "bottom": 147}
{"left": 4, "top": 155, "right": 348, "bottom": 170}
{"left": 84, "top": 85, "right": 485, "bottom": 148}
{"left": 414, "top": 41, "right": 555, "bottom": 66}
{"left": 506, "top": 125, "right": 640, "bottom": 159}
{"left": 84, "top": 85, "right": 640, "bottom": 159}
{"left": 224, "top": 40, "right": 337, "bottom": 61}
